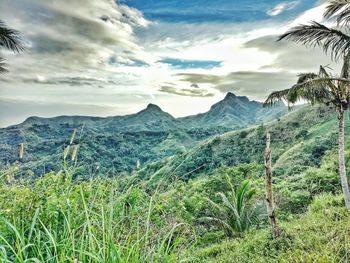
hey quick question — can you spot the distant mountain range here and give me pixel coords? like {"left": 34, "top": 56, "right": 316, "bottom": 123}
{"left": 18, "top": 92, "right": 286, "bottom": 130}
{"left": 180, "top": 92, "right": 286, "bottom": 129}
{"left": 137, "top": 105, "right": 336, "bottom": 182}
{"left": 0, "top": 92, "right": 286, "bottom": 177}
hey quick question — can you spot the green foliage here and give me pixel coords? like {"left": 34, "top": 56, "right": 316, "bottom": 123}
{"left": 201, "top": 179, "right": 264, "bottom": 236}
{"left": 189, "top": 194, "right": 350, "bottom": 263}
{"left": 0, "top": 93, "right": 285, "bottom": 178}
{"left": 0, "top": 98, "right": 349, "bottom": 261}
{"left": 0, "top": 143, "right": 350, "bottom": 262}
{"left": 140, "top": 105, "right": 338, "bottom": 181}
{"left": 0, "top": 170, "right": 191, "bottom": 262}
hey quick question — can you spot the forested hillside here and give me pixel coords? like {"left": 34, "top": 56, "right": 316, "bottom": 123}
{"left": 0, "top": 102, "right": 349, "bottom": 262}
{"left": 137, "top": 104, "right": 340, "bottom": 182}
{"left": 0, "top": 92, "right": 285, "bottom": 177}
{"left": 3, "top": 0, "right": 350, "bottom": 262}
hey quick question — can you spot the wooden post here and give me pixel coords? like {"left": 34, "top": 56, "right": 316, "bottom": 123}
{"left": 265, "top": 132, "right": 280, "bottom": 239}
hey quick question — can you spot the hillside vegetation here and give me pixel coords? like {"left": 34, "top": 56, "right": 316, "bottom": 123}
{"left": 137, "top": 104, "right": 342, "bottom": 183}
{"left": 0, "top": 134, "right": 349, "bottom": 262}
{"left": 0, "top": 100, "right": 349, "bottom": 262}
{"left": 0, "top": 93, "right": 285, "bottom": 177}
{"left": 3, "top": 0, "right": 350, "bottom": 261}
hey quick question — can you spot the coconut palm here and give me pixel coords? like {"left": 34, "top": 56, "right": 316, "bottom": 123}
{"left": 0, "top": 20, "right": 24, "bottom": 73}
{"left": 275, "top": 0, "right": 350, "bottom": 212}
{"left": 264, "top": 58, "right": 350, "bottom": 212}
{"left": 201, "top": 178, "right": 264, "bottom": 236}
{"left": 278, "top": 1, "right": 350, "bottom": 61}
{"left": 324, "top": 0, "right": 350, "bottom": 26}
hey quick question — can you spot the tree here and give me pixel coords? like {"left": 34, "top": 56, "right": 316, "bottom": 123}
{"left": 278, "top": 1, "right": 350, "bottom": 61}
{"left": 324, "top": 1, "right": 350, "bottom": 27}
{"left": 0, "top": 20, "right": 24, "bottom": 73}
{"left": 275, "top": 0, "right": 350, "bottom": 212}
{"left": 201, "top": 178, "right": 263, "bottom": 236}
{"left": 264, "top": 60, "right": 350, "bottom": 212}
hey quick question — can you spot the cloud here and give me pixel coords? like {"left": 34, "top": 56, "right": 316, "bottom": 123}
{"left": 176, "top": 73, "right": 222, "bottom": 84}
{"left": 244, "top": 35, "right": 334, "bottom": 72}
{"left": 22, "top": 76, "right": 118, "bottom": 86}
{"left": 267, "top": 1, "right": 300, "bottom": 16}
{"left": 0, "top": 0, "right": 330, "bottom": 125}
{"left": 159, "top": 86, "right": 215, "bottom": 97}
{"left": 177, "top": 71, "right": 297, "bottom": 100}
{"left": 0, "top": 0, "right": 151, "bottom": 79}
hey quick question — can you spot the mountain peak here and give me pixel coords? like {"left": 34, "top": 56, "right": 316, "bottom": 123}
{"left": 224, "top": 92, "right": 237, "bottom": 100}
{"left": 223, "top": 92, "right": 251, "bottom": 104}
{"left": 146, "top": 103, "right": 162, "bottom": 111}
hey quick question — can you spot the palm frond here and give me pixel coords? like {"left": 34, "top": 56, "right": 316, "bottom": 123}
{"left": 246, "top": 188, "right": 256, "bottom": 201}
{"left": 341, "top": 52, "right": 350, "bottom": 79}
{"left": 264, "top": 88, "right": 291, "bottom": 106}
{"left": 265, "top": 75, "right": 349, "bottom": 107}
{"left": 316, "top": 66, "right": 339, "bottom": 94}
{"left": 318, "top": 65, "right": 332, "bottom": 78}
{"left": 286, "top": 80, "right": 329, "bottom": 105}
{"left": 205, "top": 197, "right": 226, "bottom": 214}
{"left": 0, "top": 20, "right": 24, "bottom": 53}
{"left": 199, "top": 217, "right": 234, "bottom": 235}
{"left": 236, "top": 180, "right": 250, "bottom": 214}
{"left": 224, "top": 173, "right": 235, "bottom": 196}
{"left": 278, "top": 21, "right": 350, "bottom": 61}
{"left": 0, "top": 57, "right": 8, "bottom": 74}
{"left": 324, "top": 0, "right": 350, "bottom": 26}
{"left": 219, "top": 192, "right": 238, "bottom": 217}
{"left": 202, "top": 180, "right": 261, "bottom": 235}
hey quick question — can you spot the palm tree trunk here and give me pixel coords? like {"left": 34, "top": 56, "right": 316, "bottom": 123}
{"left": 338, "top": 109, "right": 350, "bottom": 212}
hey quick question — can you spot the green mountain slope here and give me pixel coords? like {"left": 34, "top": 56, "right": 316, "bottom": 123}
{"left": 0, "top": 93, "right": 285, "bottom": 176}
{"left": 137, "top": 105, "right": 345, "bottom": 182}
{"left": 180, "top": 92, "right": 286, "bottom": 129}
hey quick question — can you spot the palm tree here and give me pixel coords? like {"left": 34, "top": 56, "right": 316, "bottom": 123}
{"left": 278, "top": 1, "right": 350, "bottom": 61}
{"left": 324, "top": 0, "right": 350, "bottom": 26}
{"left": 201, "top": 178, "right": 264, "bottom": 236}
{"left": 275, "top": 0, "right": 350, "bottom": 212}
{"left": 0, "top": 20, "right": 24, "bottom": 73}
{"left": 264, "top": 59, "right": 350, "bottom": 212}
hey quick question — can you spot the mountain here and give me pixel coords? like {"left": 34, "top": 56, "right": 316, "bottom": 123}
{"left": 101, "top": 103, "right": 184, "bottom": 132}
{"left": 0, "top": 93, "right": 286, "bottom": 176}
{"left": 137, "top": 105, "right": 339, "bottom": 182}
{"left": 20, "top": 103, "right": 180, "bottom": 132}
{"left": 180, "top": 92, "right": 286, "bottom": 129}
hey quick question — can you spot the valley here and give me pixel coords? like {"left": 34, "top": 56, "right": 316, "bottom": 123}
{"left": 0, "top": 92, "right": 286, "bottom": 177}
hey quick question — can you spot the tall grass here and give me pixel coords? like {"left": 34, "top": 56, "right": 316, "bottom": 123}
{"left": 0, "top": 170, "right": 190, "bottom": 262}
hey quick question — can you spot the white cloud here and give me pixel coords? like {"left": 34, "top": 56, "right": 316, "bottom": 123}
{"left": 0, "top": 0, "right": 337, "bottom": 126}
{"left": 267, "top": 1, "right": 300, "bottom": 17}
{"left": 0, "top": 0, "right": 152, "bottom": 75}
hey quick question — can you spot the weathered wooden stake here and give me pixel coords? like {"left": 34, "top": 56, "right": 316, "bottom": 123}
{"left": 265, "top": 132, "right": 280, "bottom": 239}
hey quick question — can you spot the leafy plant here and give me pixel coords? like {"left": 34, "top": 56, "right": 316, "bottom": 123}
{"left": 0, "top": 20, "right": 24, "bottom": 73}
{"left": 201, "top": 178, "right": 264, "bottom": 236}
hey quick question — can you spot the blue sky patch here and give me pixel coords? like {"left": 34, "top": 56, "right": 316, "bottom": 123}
{"left": 120, "top": 0, "right": 318, "bottom": 23}
{"left": 160, "top": 58, "right": 222, "bottom": 69}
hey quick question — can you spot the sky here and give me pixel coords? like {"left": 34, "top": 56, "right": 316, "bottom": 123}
{"left": 0, "top": 0, "right": 336, "bottom": 127}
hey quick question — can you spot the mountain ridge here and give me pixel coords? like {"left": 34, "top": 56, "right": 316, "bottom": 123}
{"left": 179, "top": 92, "right": 286, "bottom": 129}
{"left": 13, "top": 92, "right": 286, "bottom": 130}
{"left": 0, "top": 92, "right": 287, "bottom": 176}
